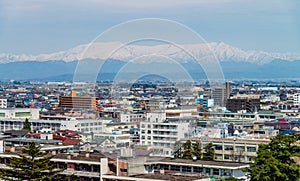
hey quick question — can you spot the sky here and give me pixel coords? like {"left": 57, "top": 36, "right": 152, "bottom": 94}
{"left": 0, "top": 0, "right": 300, "bottom": 55}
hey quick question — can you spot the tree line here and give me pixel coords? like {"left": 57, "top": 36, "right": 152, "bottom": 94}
{"left": 174, "top": 140, "right": 215, "bottom": 160}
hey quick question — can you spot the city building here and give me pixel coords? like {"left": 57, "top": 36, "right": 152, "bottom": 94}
{"left": 59, "top": 90, "right": 99, "bottom": 110}
{"left": 212, "top": 87, "right": 227, "bottom": 107}
{"left": 293, "top": 93, "right": 300, "bottom": 106}
{"left": 0, "top": 118, "right": 104, "bottom": 133}
{"left": 199, "top": 111, "right": 281, "bottom": 122}
{"left": 0, "top": 152, "right": 127, "bottom": 181}
{"left": 0, "top": 108, "right": 39, "bottom": 120}
{"left": 94, "top": 132, "right": 131, "bottom": 147}
{"left": 120, "top": 113, "right": 144, "bottom": 123}
{"left": 0, "top": 99, "right": 7, "bottom": 109}
{"left": 210, "top": 82, "right": 231, "bottom": 108}
{"left": 144, "top": 157, "right": 249, "bottom": 179}
{"left": 176, "top": 137, "right": 270, "bottom": 163}
{"left": 198, "top": 92, "right": 214, "bottom": 108}
{"left": 140, "top": 112, "right": 196, "bottom": 157}
{"left": 226, "top": 95, "right": 260, "bottom": 113}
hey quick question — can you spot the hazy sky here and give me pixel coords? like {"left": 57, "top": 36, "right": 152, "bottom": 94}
{"left": 0, "top": 0, "right": 299, "bottom": 54}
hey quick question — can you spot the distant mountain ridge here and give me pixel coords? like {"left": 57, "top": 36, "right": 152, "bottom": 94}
{"left": 1, "top": 42, "right": 300, "bottom": 64}
{"left": 1, "top": 59, "right": 300, "bottom": 81}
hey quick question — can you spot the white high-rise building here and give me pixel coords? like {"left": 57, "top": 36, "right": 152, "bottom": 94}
{"left": 140, "top": 112, "right": 196, "bottom": 157}
{"left": 0, "top": 99, "right": 7, "bottom": 109}
{"left": 293, "top": 93, "right": 300, "bottom": 106}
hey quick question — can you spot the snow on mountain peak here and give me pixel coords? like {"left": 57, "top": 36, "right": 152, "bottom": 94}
{"left": 0, "top": 42, "right": 300, "bottom": 64}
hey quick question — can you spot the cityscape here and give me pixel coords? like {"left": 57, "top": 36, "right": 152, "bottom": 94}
{"left": 0, "top": 1, "right": 300, "bottom": 181}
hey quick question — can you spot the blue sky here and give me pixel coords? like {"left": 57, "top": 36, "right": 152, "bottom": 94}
{"left": 0, "top": 0, "right": 299, "bottom": 54}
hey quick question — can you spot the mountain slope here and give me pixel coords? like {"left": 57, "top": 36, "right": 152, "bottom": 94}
{"left": 0, "top": 59, "right": 300, "bottom": 81}
{"left": 1, "top": 42, "right": 300, "bottom": 65}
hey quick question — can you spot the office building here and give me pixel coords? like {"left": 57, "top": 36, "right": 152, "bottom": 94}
{"left": 0, "top": 99, "right": 7, "bottom": 109}
{"left": 293, "top": 93, "right": 300, "bottom": 106}
{"left": 226, "top": 95, "right": 260, "bottom": 113}
{"left": 211, "top": 82, "right": 231, "bottom": 107}
{"left": 59, "top": 90, "right": 99, "bottom": 110}
{"left": 140, "top": 112, "right": 196, "bottom": 157}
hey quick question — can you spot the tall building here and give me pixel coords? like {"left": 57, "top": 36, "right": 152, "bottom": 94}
{"left": 226, "top": 95, "right": 260, "bottom": 113}
{"left": 212, "top": 87, "right": 226, "bottom": 107}
{"left": 293, "top": 93, "right": 300, "bottom": 106}
{"left": 0, "top": 99, "right": 7, "bottom": 108}
{"left": 198, "top": 92, "right": 214, "bottom": 108}
{"left": 226, "top": 81, "right": 231, "bottom": 99}
{"left": 59, "top": 90, "right": 99, "bottom": 110}
{"left": 212, "top": 82, "right": 231, "bottom": 107}
{"left": 140, "top": 112, "right": 195, "bottom": 157}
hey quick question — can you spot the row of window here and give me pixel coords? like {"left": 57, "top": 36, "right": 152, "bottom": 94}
{"left": 80, "top": 122, "right": 102, "bottom": 126}
{"left": 56, "top": 163, "right": 101, "bottom": 173}
{"left": 153, "top": 164, "right": 232, "bottom": 176}
{"left": 214, "top": 145, "right": 257, "bottom": 152}
{"left": 215, "top": 154, "right": 255, "bottom": 161}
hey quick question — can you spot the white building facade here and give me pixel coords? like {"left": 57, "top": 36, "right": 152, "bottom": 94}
{"left": 140, "top": 112, "right": 196, "bottom": 157}
{"left": 0, "top": 99, "right": 7, "bottom": 109}
{"left": 293, "top": 93, "right": 300, "bottom": 106}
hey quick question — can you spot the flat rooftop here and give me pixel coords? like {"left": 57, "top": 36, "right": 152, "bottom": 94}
{"left": 146, "top": 157, "right": 249, "bottom": 169}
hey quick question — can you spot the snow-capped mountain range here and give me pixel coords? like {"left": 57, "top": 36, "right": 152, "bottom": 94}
{"left": 0, "top": 42, "right": 300, "bottom": 64}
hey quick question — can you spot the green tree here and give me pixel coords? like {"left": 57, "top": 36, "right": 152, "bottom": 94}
{"left": 247, "top": 133, "right": 300, "bottom": 181}
{"left": 173, "top": 141, "right": 182, "bottom": 158}
{"left": 182, "top": 140, "right": 193, "bottom": 159}
{"left": 22, "top": 118, "right": 31, "bottom": 131}
{"left": 221, "top": 176, "right": 244, "bottom": 181}
{"left": 0, "top": 142, "right": 66, "bottom": 181}
{"left": 203, "top": 142, "right": 215, "bottom": 160}
{"left": 174, "top": 140, "right": 203, "bottom": 159}
{"left": 192, "top": 140, "right": 202, "bottom": 159}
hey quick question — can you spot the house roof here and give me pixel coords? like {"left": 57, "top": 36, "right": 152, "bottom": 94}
{"left": 63, "top": 139, "right": 80, "bottom": 145}
{"left": 134, "top": 149, "right": 153, "bottom": 156}
{"left": 3, "top": 130, "right": 29, "bottom": 137}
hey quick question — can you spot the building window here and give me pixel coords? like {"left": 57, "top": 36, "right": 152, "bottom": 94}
{"left": 214, "top": 145, "right": 223, "bottom": 150}
{"left": 171, "top": 165, "right": 180, "bottom": 171}
{"left": 247, "top": 146, "right": 256, "bottom": 152}
{"left": 224, "top": 145, "right": 233, "bottom": 150}
{"left": 222, "top": 169, "right": 232, "bottom": 176}
{"left": 182, "top": 166, "right": 188, "bottom": 172}
{"left": 193, "top": 167, "right": 203, "bottom": 173}
{"left": 75, "top": 164, "right": 80, "bottom": 171}
{"left": 120, "top": 168, "right": 127, "bottom": 172}
{"left": 235, "top": 146, "right": 245, "bottom": 151}
{"left": 247, "top": 156, "right": 254, "bottom": 162}
{"left": 93, "top": 165, "right": 100, "bottom": 173}
{"left": 161, "top": 164, "right": 169, "bottom": 170}
{"left": 205, "top": 168, "right": 210, "bottom": 174}
{"left": 215, "top": 154, "right": 222, "bottom": 160}
{"left": 213, "top": 169, "right": 219, "bottom": 175}
{"left": 224, "top": 154, "right": 230, "bottom": 160}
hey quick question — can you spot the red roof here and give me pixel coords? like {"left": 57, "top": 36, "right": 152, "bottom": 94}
{"left": 53, "top": 134, "right": 66, "bottom": 141}
{"left": 278, "top": 118, "right": 287, "bottom": 123}
{"left": 28, "top": 133, "right": 40, "bottom": 137}
{"left": 63, "top": 139, "right": 80, "bottom": 145}
{"left": 66, "top": 133, "right": 77, "bottom": 137}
